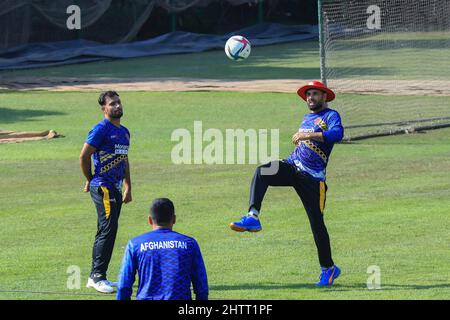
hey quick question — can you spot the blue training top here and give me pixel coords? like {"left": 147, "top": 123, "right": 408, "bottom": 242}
{"left": 286, "top": 108, "right": 344, "bottom": 181}
{"left": 117, "top": 228, "right": 209, "bottom": 300}
{"left": 85, "top": 118, "right": 130, "bottom": 189}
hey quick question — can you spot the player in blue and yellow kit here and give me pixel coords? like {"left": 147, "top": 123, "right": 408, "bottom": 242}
{"left": 80, "top": 91, "right": 132, "bottom": 294}
{"left": 117, "top": 198, "right": 208, "bottom": 300}
{"left": 230, "top": 81, "right": 343, "bottom": 286}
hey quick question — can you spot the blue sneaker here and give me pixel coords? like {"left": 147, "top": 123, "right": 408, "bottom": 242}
{"left": 229, "top": 215, "right": 262, "bottom": 232}
{"left": 316, "top": 265, "right": 341, "bottom": 287}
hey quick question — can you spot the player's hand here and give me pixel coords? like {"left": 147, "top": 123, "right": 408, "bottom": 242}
{"left": 83, "top": 180, "right": 90, "bottom": 193}
{"left": 123, "top": 188, "right": 132, "bottom": 204}
{"left": 292, "top": 132, "right": 307, "bottom": 145}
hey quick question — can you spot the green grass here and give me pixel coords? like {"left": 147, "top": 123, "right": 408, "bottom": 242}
{"left": 3, "top": 35, "right": 449, "bottom": 138}
{"left": 2, "top": 31, "right": 449, "bottom": 81}
{"left": 0, "top": 41, "right": 320, "bottom": 80}
{"left": 0, "top": 90, "right": 449, "bottom": 300}
{"left": 2, "top": 35, "right": 449, "bottom": 138}
{"left": 327, "top": 32, "right": 450, "bottom": 80}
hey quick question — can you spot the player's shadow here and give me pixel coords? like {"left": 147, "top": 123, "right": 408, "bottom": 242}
{"left": 210, "top": 282, "right": 450, "bottom": 292}
{"left": 0, "top": 107, "right": 65, "bottom": 124}
{"left": 211, "top": 283, "right": 319, "bottom": 291}
{"left": 335, "top": 39, "right": 450, "bottom": 51}
{"left": 375, "top": 283, "right": 450, "bottom": 291}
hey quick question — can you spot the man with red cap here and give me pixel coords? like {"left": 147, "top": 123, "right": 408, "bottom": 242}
{"left": 229, "top": 81, "right": 344, "bottom": 287}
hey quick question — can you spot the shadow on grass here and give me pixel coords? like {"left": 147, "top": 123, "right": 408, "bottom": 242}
{"left": 0, "top": 107, "right": 65, "bottom": 124}
{"left": 0, "top": 283, "right": 140, "bottom": 298}
{"left": 333, "top": 39, "right": 450, "bottom": 51}
{"left": 2, "top": 283, "right": 448, "bottom": 298}
{"left": 210, "top": 282, "right": 450, "bottom": 292}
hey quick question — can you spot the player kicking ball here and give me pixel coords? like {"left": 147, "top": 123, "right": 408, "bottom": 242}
{"left": 229, "top": 81, "right": 343, "bottom": 287}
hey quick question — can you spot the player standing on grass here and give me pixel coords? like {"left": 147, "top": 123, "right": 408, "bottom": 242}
{"left": 80, "top": 91, "right": 132, "bottom": 294}
{"left": 229, "top": 81, "right": 343, "bottom": 286}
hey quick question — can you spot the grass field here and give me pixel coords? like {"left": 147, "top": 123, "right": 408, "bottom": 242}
{"left": 1, "top": 32, "right": 450, "bottom": 300}
{"left": 327, "top": 32, "right": 450, "bottom": 81}
{"left": 1, "top": 90, "right": 449, "bottom": 300}
{"left": 0, "top": 41, "right": 320, "bottom": 80}
{"left": 2, "top": 36, "right": 449, "bottom": 138}
{"left": 2, "top": 33, "right": 450, "bottom": 81}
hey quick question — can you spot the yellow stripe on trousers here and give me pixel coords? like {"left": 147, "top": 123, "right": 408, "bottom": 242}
{"left": 100, "top": 186, "right": 111, "bottom": 220}
{"left": 319, "top": 181, "right": 326, "bottom": 214}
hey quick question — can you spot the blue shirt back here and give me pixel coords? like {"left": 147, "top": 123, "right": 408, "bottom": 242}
{"left": 85, "top": 118, "right": 130, "bottom": 188}
{"left": 286, "top": 108, "right": 344, "bottom": 181}
{"left": 117, "top": 228, "right": 208, "bottom": 300}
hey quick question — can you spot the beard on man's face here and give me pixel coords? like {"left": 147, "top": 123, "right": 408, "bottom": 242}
{"left": 306, "top": 91, "right": 326, "bottom": 111}
{"left": 109, "top": 109, "right": 123, "bottom": 119}
{"left": 307, "top": 100, "right": 325, "bottom": 111}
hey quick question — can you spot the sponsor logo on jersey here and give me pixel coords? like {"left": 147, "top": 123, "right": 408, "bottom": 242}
{"left": 115, "top": 144, "right": 129, "bottom": 155}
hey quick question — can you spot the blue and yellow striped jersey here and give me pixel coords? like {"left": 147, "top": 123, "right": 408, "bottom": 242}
{"left": 286, "top": 108, "right": 344, "bottom": 181}
{"left": 85, "top": 118, "right": 130, "bottom": 188}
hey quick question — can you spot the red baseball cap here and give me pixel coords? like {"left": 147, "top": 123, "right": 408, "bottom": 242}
{"left": 297, "top": 81, "right": 335, "bottom": 102}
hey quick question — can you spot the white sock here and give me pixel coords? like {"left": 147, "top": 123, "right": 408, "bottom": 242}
{"left": 321, "top": 265, "right": 334, "bottom": 271}
{"left": 248, "top": 207, "right": 259, "bottom": 218}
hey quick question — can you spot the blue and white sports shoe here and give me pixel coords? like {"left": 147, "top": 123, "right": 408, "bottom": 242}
{"left": 316, "top": 265, "right": 341, "bottom": 287}
{"left": 229, "top": 215, "right": 262, "bottom": 232}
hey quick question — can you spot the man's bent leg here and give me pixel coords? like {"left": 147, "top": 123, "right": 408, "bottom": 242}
{"left": 230, "top": 161, "right": 298, "bottom": 232}
{"left": 248, "top": 160, "right": 298, "bottom": 212}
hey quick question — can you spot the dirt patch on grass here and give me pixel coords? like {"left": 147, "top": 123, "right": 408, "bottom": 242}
{"left": 0, "top": 130, "right": 61, "bottom": 144}
{"left": 1, "top": 76, "right": 450, "bottom": 96}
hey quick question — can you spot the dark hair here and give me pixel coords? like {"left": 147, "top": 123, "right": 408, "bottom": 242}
{"left": 150, "top": 198, "right": 175, "bottom": 225}
{"left": 98, "top": 91, "right": 119, "bottom": 106}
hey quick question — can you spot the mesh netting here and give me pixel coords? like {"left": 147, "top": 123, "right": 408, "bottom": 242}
{"left": 0, "top": 0, "right": 261, "bottom": 50}
{"left": 320, "top": 0, "right": 450, "bottom": 140}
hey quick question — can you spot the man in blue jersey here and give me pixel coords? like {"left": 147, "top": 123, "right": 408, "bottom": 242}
{"left": 229, "top": 81, "right": 343, "bottom": 286}
{"left": 117, "top": 198, "right": 208, "bottom": 300}
{"left": 80, "top": 91, "right": 132, "bottom": 294}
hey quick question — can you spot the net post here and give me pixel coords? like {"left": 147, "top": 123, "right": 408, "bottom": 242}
{"left": 258, "top": 0, "right": 264, "bottom": 24}
{"left": 318, "top": 0, "right": 327, "bottom": 85}
{"left": 171, "top": 12, "right": 177, "bottom": 32}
